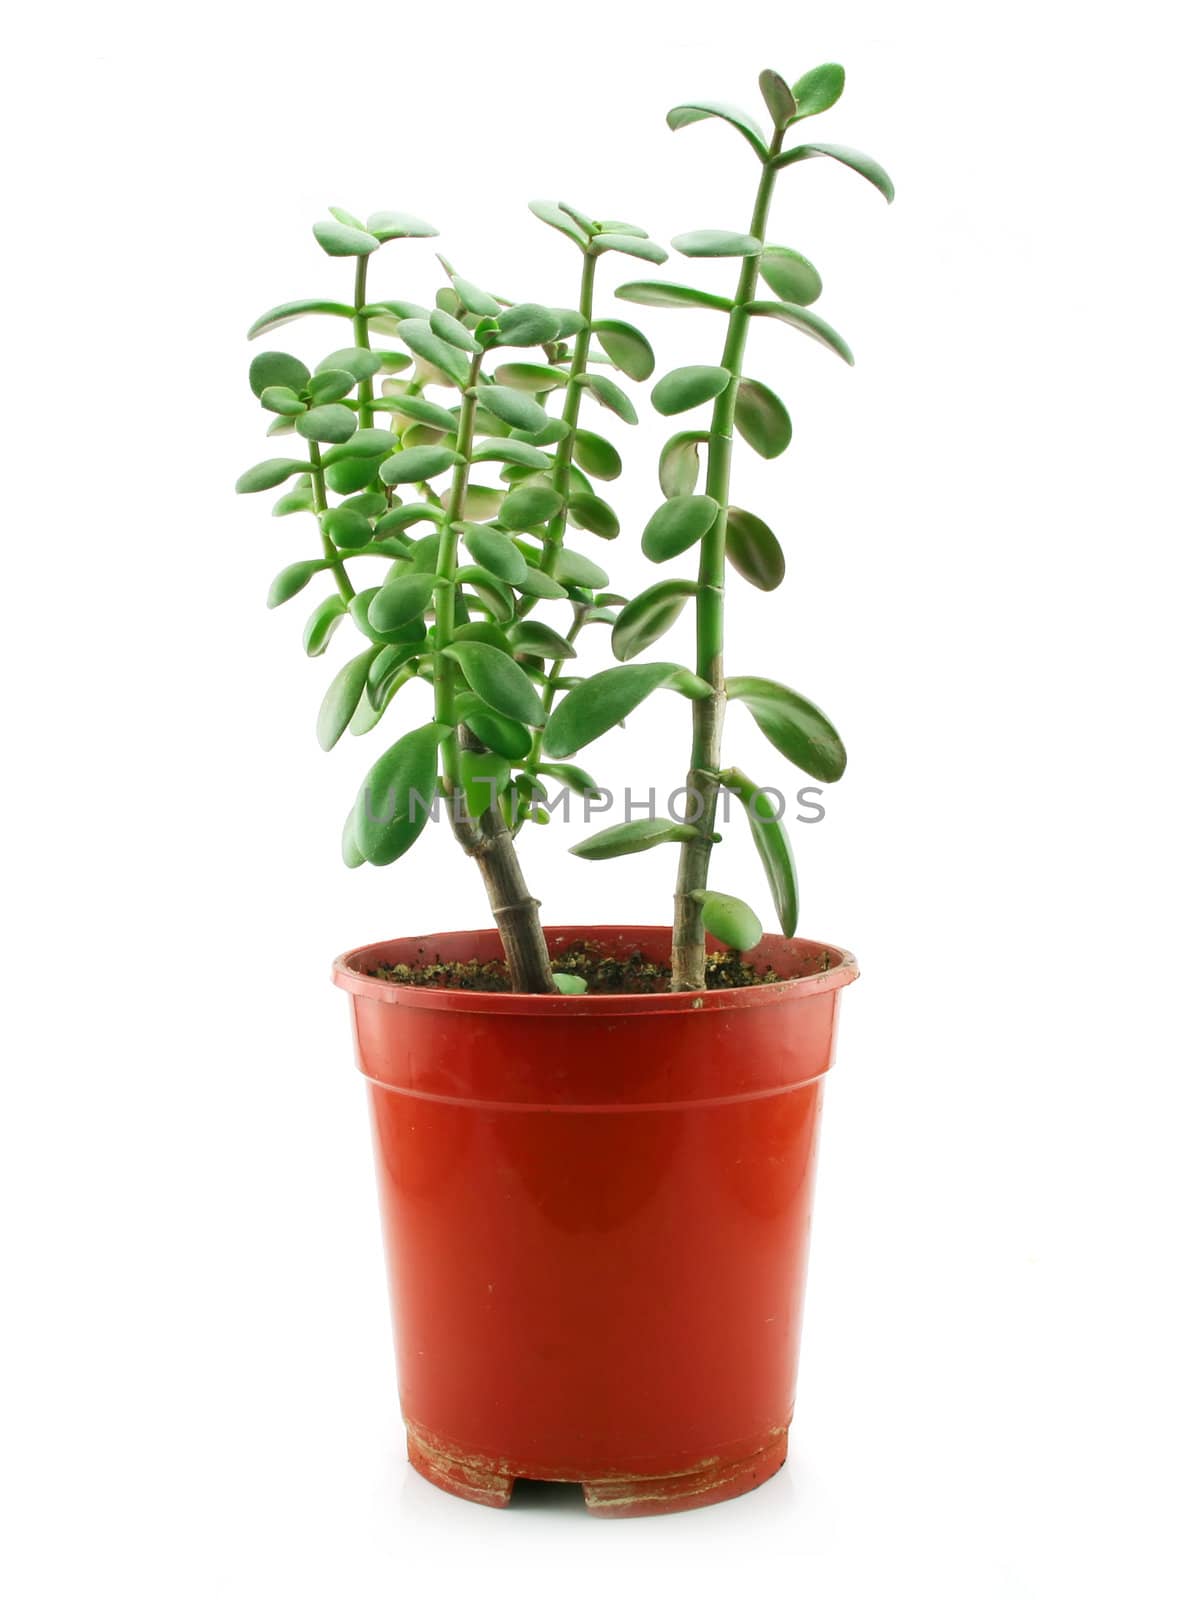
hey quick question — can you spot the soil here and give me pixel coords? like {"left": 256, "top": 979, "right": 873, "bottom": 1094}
{"left": 371, "top": 943, "right": 793, "bottom": 994}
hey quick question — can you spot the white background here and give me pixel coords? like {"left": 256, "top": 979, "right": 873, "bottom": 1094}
{"left": 3, "top": 1, "right": 1179, "bottom": 1594}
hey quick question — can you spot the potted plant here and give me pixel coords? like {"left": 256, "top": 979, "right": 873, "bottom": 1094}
{"left": 237, "top": 62, "right": 891, "bottom": 1516}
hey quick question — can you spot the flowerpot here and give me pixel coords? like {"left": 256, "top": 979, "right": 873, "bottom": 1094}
{"left": 332, "top": 924, "right": 857, "bottom": 1518}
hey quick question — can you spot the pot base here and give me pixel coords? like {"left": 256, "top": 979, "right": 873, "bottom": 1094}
{"left": 405, "top": 1421, "right": 788, "bottom": 1518}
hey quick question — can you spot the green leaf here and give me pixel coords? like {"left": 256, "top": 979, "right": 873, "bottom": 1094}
{"left": 430, "top": 307, "right": 481, "bottom": 353}
{"left": 350, "top": 592, "right": 427, "bottom": 650}
{"left": 500, "top": 484, "right": 563, "bottom": 530}
{"left": 529, "top": 199, "right": 590, "bottom": 247}
{"left": 735, "top": 378, "right": 792, "bottom": 458}
{"left": 259, "top": 384, "right": 307, "bottom": 416}
{"left": 296, "top": 404, "right": 358, "bottom": 444}
{"left": 366, "top": 210, "right": 438, "bottom": 241}
{"left": 536, "top": 762, "right": 602, "bottom": 798}
{"left": 313, "top": 219, "right": 380, "bottom": 257}
{"left": 571, "top": 818, "right": 698, "bottom": 860}
{"left": 459, "top": 749, "right": 511, "bottom": 820}
{"left": 249, "top": 350, "right": 310, "bottom": 397}
{"left": 694, "top": 890, "right": 763, "bottom": 951}
{"left": 568, "top": 493, "right": 619, "bottom": 539}
{"left": 495, "top": 303, "right": 563, "bottom": 347}
{"left": 353, "top": 723, "right": 445, "bottom": 865}
{"left": 304, "top": 594, "right": 348, "bottom": 657}
{"left": 666, "top": 100, "right": 768, "bottom": 160}
{"left": 727, "top": 676, "right": 847, "bottom": 781}
{"left": 493, "top": 362, "right": 566, "bottom": 393}
{"left": 449, "top": 484, "right": 505, "bottom": 522}
{"left": 616, "top": 281, "right": 733, "bottom": 313}
{"left": 321, "top": 506, "right": 373, "bottom": 550}
{"left": 340, "top": 491, "right": 388, "bottom": 518}
{"left": 554, "top": 548, "right": 609, "bottom": 589}
{"left": 572, "top": 430, "right": 622, "bottom": 481}
{"left": 367, "top": 643, "right": 420, "bottom": 709}
{"left": 396, "top": 318, "right": 471, "bottom": 385}
{"left": 443, "top": 641, "right": 545, "bottom": 726}
{"left": 379, "top": 445, "right": 463, "bottom": 485}
{"left": 591, "top": 318, "right": 655, "bottom": 381}
{"left": 235, "top": 458, "right": 308, "bottom": 493}
{"left": 746, "top": 301, "right": 854, "bottom": 363}
{"left": 452, "top": 621, "right": 512, "bottom": 652}
{"left": 759, "top": 246, "right": 823, "bottom": 306}
{"left": 461, "top": 524, "right": 528, "bottom": 583}
{"left": 472, "top": 438, "right": 551, "bottom": 471}
{"left": 759, "top": 68, "right": 797, "bottom": 128}
{"left": 247, "top": 300, "right": 352, "bottom": 339}
{"left": 376, "top": 394, "right": 458, "bottom": 432}
{"left": 790, "top": 62, "right": 846, "bottom": 120}
{"left": 591, "top": 233, "right": 669, "bottom": 264}
{"left": 582, "top": 372, "right": 638, "bottom": 424}
{"left": 659, "top": 430, "right": 708, "bottom": 497}
{"left": 672, "top": 229, "right": 762, "bottom": 257}
{"left": 726, "top": 506, "right": 785, "bottom": 590}
{"left": 508, "top": 620, "right": 576, "bottom": 660}
{"left": 611, "top": 579, "right": 696, "bottom": 661}
{"left": 303, "top": 371, "right": 353, "bottom": 406}
{"left": 321, "top": 428, "right": 399, "bottom": 464}
{"left": 441, "top": 260, "right": 501, "bottom": 317}
{"left": 267, "top": 559, "right": 326, "bottom": 609}
{"left": 723, "top": 768, "right": 799, "bottom": 936}
{"left": 316, "top": 347, "right": 384, "bottom": 382}
{"left": 552, "top": 973, "right": 588, "bottom": 995}
{"left": 368, "top": 571, "right": 437, "bottom": 634}
{"left": 544, "top": 662, "right": 711, "bottom": 757}
{"left": 559, "top": 199, "right": 597, "bottom": 235}
{"left": 375, "top": 503, "right": 444, "bottom": 536}
{"left": 455, "top": 697, "right": 533, "bottom": 761}
{"left": 641, "top": 494, "right": 720, "bottom": 561}
{"left": 772, "top": 142, "right": 895, "bottom": 203}
{"left": 516, "top": 565, "right": 567, "bottom": 600}
{"left": 318, "top": 648, "right": 378, "bottom": 751}
{"left": 325, "top": 457, "right": 381, "bottom": 494}
{"left": 651, "top": 365, "right": 730, "bottom": 416}
{"left": 477, "top": 384, "right": 549, "bottom": 433}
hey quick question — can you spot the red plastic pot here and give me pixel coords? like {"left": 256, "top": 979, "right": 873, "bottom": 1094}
{"left": 333, "top": 925, "right": 857, "bottom": 1517}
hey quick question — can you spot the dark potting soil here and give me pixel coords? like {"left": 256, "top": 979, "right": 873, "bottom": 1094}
{"left": 370, "top": 944, "right": 793, "bottom": 994}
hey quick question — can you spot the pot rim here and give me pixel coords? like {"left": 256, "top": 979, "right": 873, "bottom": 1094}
{"left": 332, "top": 924, "right": 858, "bottom": 1016}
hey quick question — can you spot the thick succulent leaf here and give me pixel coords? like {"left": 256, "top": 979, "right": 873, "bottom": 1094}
{"left": 723, "top": 767, "right": 799, "bottom": 936}
{"left": 500, "top": 484, "right": 563, "bottom": 530}
{"left": 529, "top": 199, "right": 590, "bottom": 247}
{"left": 368, "top": 571, "right": 437, "bottom": 634}
{"left": 666, "top": 100, "right": 768, "bottom": 160}
{"left": 303, "top": 594, "right": 349, "bottom": 657}
{"left": 790, "top": 62, "right": 846, "bottom": 120}
{"left": 461, "top": 523, "right": 528, "bottom": 584}
{"left": 320, "top": 506, "right": 373, "bottom": 550}
{"left": 376, "top": 394, "right": 458, "bottom": 432}
{"left": 443, "top": 641, "right": 545, "bottom": 726}
{"left": 478, "top": 384, "right": 548, "bottom": 433}
{"left": 249, "top": 350, "right": 310, "bottom": 397}
{"left": 313, "top": 219, "right": 380, "bottom": 257}
{"left": 455, "top": 695, "right": 533, "bottom": 761}
{"left": 726, "top": 506, "right": 785, "bottom": 590}
{"left": 316, "top": 347, "right": 384, "bottom": 382}
{"left": 727, "top": 676, "right": 847, "bottom": 780}
{"left": 441, "top": 259, "right": 502, "bottom": 316}
{"left": 259, "top": 385, "right": 306, "bottom": 416}
{"left": 379, "top": 445, "right": 463, "bottom": 485}
{"left": 659, "top": 430, "right": 708, "bottom": 497}
{"left": 611, "top": 579, "right": 697, "bottom": 661}
{"left": 759, "top": 246, "right": 823, "bottom": 306}
{"left": 495, "top": 303, "right": 563, "bottom": 347}
{"left": 694, "top": 890, "right": 762, "bottom": 951}
{"left": 516, "top": 565, "right": 567, "bottom": 600}
{"left": 572, "top": 429, "right": 622, "bottom": 481}
{"left": 321, "top": 428, "right": 400, "bottom": 464}
{"left": 581, "top": 373, "right": 638, "bottom": 424}
{"left": 458, "top": 749, "right": 511, "bottom": 821}
{"left": 235, "top": 458, "right": 309, "bottom": 493}
{"left": 758, "top": 68, "right": 797, "bottom": 127}
{"left": 734, "top": 378, "right": 792, "bottom": 458}
{"left": 366, "top": 210, "right": 438, "bottom": 240}
{"left": 567, "top": 492, "right": 619, "bottom": 539}
{"left": 651, "top": 365, "right": 730, "bottom": 416}
{"left": 746, "top": 301, "right": 854, "bottom": 364}
{"left": 303, "top": 371, "right": 353, "bottom": 406}
{"left": 273, "top": 484, "right": 315, "bottom": 517}
{"left": 772, "top": 142, "right": 895, "bottom": 203}
{"left": 429, "top": 308, "right": 481, "bottom": 353}
{"left": 247, "top": 300, "right": 352, "bottom": 339}
{"left": 642, "top": 494, "right": 720, "bottom": 562}
{"left": 590, "top": 233, "right": 668, "bottom": 264}
{"left": 544, "top": 662, "right": 711, "bottom": 758}
{"left": 570, "top": 818, "right": 698, "bottom": 860}
{"left": 317, "top": 648, "right": 379, "bottom": 752}
{"left": 472, "top": 437, "right": 551, "bottom": 470}
{"left": 536, "top": 762, "right": 602, "bottom": 798}
{"left": 673, "top": 229, "right": 762, "bottom": 258}
{"left": 591, "top": 319, "right": 655, "bottom": 381}
{"left": 493, "top": 362, "right": 566, "bottom": 393}
{"left": 353, "top": 723, "right": 445, "bottom": 865}
{"left": 551, "top": 973, "right": 588, "bottom": 994}
{"left": 267, "top": 559, "right": 327, "bottom": 609}
{"left": 616, "top": 281, "right": 733, "bottom": 313}
{"left": 295, "top": 404, "right": 358, "bottom": 444}
{"left": 396, "top": 318, "right": 471, "bottom": 385}
{"left": 554, "top": 548, "right": 609, "bottom": 589}
{"left": 508, "top": 620, "right": 576, "bottom": 659}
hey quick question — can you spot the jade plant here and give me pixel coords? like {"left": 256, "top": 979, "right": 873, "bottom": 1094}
{"left": 236, "top": 63, "right": 890, "bottom": 995}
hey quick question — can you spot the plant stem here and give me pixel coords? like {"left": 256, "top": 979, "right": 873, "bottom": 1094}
{"left": 352, "top": 255, "right": 374, "bottom": 429}
{"left": 308, "top": 441, "right": 355, "bottom": 602}
{"left": 436, "top": 349, "right": 556, "bottom": 993}
{"left": 540, "top": 250, "right": 597, "bottom": 577}
{"left": 670, "top": 128, "right": 785, "bottom": 990}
